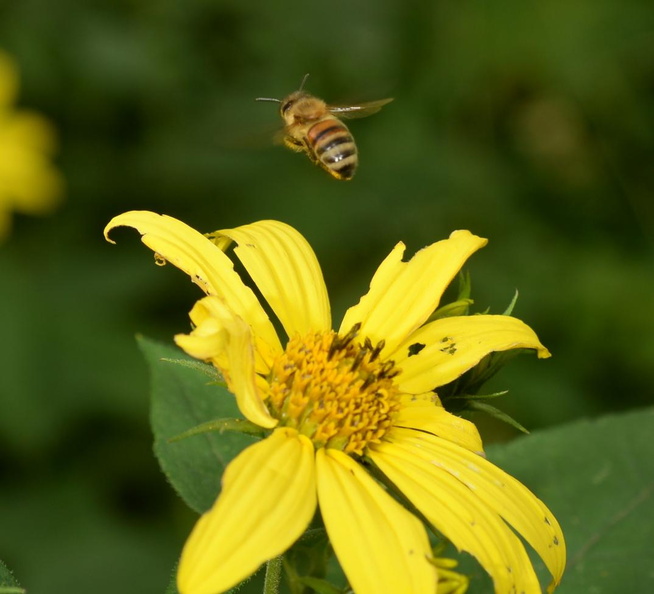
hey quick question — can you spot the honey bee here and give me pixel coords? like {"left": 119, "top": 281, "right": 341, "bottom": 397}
{"left": 256, "top": 75, "right": 393, "bottom": 180}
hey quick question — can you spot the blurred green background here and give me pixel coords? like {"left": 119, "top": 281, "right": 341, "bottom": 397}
{"left": 1, "top": 0, "right": 652, "bottom": 592}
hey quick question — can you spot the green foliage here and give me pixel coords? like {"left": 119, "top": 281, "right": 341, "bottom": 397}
{"left": 1, "top": 0, "right": 653, "bottom": 591}
{"left": 483, "top": 406, "right": 654, "bottom": 593}
{"left": 0, "top": 561, "right": 24, "bottom": 594}
{"left": 139, "top": 336, "right": 257, "bottom": 514}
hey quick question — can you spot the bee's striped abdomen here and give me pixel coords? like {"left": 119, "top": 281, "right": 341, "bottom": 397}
{"left": 307, "top": 118, "right": 358, "bottom": 180}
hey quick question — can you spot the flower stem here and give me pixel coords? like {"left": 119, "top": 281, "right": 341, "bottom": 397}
{"left": 263, "top": 555, "right": 283, "bottom": 594}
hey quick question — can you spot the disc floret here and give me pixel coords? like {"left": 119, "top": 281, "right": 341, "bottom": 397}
{"left": 267, "top": 323, "right": 402, "bottom": 455}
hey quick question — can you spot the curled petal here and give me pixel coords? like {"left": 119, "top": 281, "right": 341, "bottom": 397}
{"left": 394, "top": 314, "right": 551, "bottom": 394}
{"left": 216, "top": 220, "right": 331, "bottom": 337}
{"left": 178, "top": 428, "right": 317, "bottom": 594}
{"left": 104, "top": 211, "right": 282, "bottom": 367}
{"left": 175, "top": 296, "right": 277, "bottom": 428}
{"left": 340, "top": 230, "right": 487, "bottom": 356}
{"left": 316, "top": 448, "right": 437, "bottom": 594}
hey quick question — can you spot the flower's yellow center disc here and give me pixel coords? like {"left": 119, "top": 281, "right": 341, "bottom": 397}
{"left": 267, "top": 324, "right": 402, "bottom": 455}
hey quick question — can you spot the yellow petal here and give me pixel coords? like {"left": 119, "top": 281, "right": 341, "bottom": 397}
{"left": 370, "top": 429, "right": 565, "bottom": 594}
{"left": 176, "top": 294, "right": 270, "bottom": 377}
{"left": 388, "top": 428, "right": 566, "bottom": 589}
{"left": 394, "top": 314, "right": 551, "bottom": 394}
{"left": 104, "top": 211, "right": 282, "bottom": 367}
{"left": 175, "top": 296, "right": 277, "bottom": 428}
{"left": 395, "top": 398, "right": 484, "bottom": 453}
{"left": 174, "top": 301, "right": 229, "bottom": 369}
{"left": 370, "top": 434, "right": 542, "bottom": 593}
{"left": 178, "top": 428, "right": 316, "bottom": 594}
{"left": 316, "top": 448, "right": 437, "bottom": 594}
{"left": 340, "top": 231, "right": 487, "bottom": 355}
{"left": 216, "top": 220, "right": 331, "bottom": 337}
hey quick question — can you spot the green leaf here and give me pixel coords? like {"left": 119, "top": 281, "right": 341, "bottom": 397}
{"left": 160, "top": 357, "right": 223, "bottom": 381}
{"left": 138, "top": 335, "right": 258, "bottom": 514}
{"left": 0, "top": 560, "right": 24, "bottom": 594}
{"left": 165, "top": 563, "right": 179, "bottom": 594}
{"left": 484, "top": 406, "right": 654, "bottom": 593}
{"left": 169, "top": 566, "right": 264, "bottom": 594}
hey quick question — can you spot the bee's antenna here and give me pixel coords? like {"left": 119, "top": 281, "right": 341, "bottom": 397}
{"left": 298, "top": 73, "right": 310, "bottom": 92}
{"left": 255, "top": 97, "right": 281, "bottom": 103}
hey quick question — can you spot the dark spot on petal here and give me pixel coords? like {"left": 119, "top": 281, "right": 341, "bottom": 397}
{"left": 408, "top": 343, "right": 425, "bottom": 357}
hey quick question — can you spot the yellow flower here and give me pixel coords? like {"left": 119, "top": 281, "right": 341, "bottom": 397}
{"left": 105, "top": 212, "right": 566, "bottom": 594}
{"left": 0, "top": 50, "right": 63, "bottom": 239}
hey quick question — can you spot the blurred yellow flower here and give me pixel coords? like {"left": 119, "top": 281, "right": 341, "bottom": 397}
{"left": 105, "top": 212, "right": 566, "bottom": 594}
{"left": 0, "top": 50, "right": 63, "bottom": 239}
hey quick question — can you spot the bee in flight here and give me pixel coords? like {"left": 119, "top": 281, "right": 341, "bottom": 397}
{"left": 256, "top": 74, "right": 393, "bottom": 180}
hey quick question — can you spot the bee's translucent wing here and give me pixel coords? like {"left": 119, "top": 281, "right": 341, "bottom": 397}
{"left": 328, "top": 98, "right": 394, "bottom": 119}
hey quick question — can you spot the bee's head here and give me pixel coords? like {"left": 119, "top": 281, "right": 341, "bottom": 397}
{"left": 256, "top": 75, "right": 320, "bottom": 125}
{"left": 279, "top": 90, "right": 309, "bottom": 117}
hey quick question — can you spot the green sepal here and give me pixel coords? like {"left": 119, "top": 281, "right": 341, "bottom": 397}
{"left": 168, "top": 418, "right": 268, "bottom": 443}
{"left": 502, "top": 289, "right": 519, "bottom": 316}
{"left": 438, "top": 348, "right": 528, "bottom": 407}
{"left": 466, "top": 400, "right": 530, "bottom": 434}
{"left": 456, "top": 269, "right": 472, "bottom": 300}
{"left": 430, "top": 298, "right": 474, "bottom": 320}
{"left": 438, "top": 346, "right": 534, "bottom": 432}
{"left": 430, "top": 271, "right": 473, "bottom": 321}
{"left": 444, "top": 389, "right": 531, "bottom": 432}
{"left": 295, "top": 577, "right": 344, "bottom": 594}
{"left": 446, "top": 390, "right": 508, "bottom": 401}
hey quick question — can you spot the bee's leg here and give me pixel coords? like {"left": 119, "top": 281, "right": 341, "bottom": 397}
{"left": 283, "top": 136, "right": 306, "bottom": 153}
